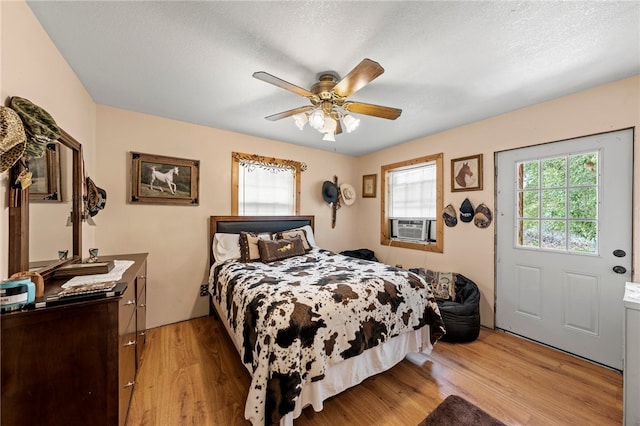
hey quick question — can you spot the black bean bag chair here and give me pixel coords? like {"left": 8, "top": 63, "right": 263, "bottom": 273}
{"left": 436, "top": 273, "right": 480, "bottom": 342}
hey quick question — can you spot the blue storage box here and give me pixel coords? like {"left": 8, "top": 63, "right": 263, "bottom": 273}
{"left": 0, "top": 277, "right": 35, "bottom": 312}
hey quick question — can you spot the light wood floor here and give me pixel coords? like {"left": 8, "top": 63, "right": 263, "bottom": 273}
{"left": 127, "top": 316, "right": 623, "bottom": 425}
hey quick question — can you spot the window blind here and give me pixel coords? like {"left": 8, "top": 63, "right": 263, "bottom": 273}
{"left": 238, "top": 163, "right": 295, "bottom": 215}
{"left": 389, "top": 163, "right": 436, "bottom": 218}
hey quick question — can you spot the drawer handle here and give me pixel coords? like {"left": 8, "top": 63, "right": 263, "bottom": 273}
{"left": 139, "top": 331, "right": 146, "bottom": 336}
{"left": 138, "top": 303, "right": 146, "bottom": 308}
{"left": 125, "top": 300, "right": 136, "bottom": 306}
{"left": 123, "top": 340, "right": 136, "bottom": 347}
{"left": 139, "top": 275, "right": 146, "bottom": 279}
{"left": 124, "top": 381, "right": 135, "bottom": 388}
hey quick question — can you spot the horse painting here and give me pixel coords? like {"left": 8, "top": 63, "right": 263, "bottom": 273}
{"left": 149, "top": 166, "right": 179, "bottom": 194}
{"left": 455, "top": 162, "right": 473, "bottom": 188}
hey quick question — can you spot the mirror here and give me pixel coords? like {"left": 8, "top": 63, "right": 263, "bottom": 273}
{"left": 9, "top": 129, "right": 82, "bottom": 278}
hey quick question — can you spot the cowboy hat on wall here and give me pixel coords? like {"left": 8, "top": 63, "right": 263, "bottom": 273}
{"left": 340, "top": 183, "right": 356, "bottom": 206}
{"left": 322, "top": 180, "right": 338, "bottom": 205}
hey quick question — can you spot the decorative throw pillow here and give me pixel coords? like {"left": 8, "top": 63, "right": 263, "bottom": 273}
{"left": 258, "top": 237, "right": 306, "bottom": 263}
{"left": 239, "top": 232, "right": 272, "bottom": 262}
{"left": 212, "top": 233, "right": 241, "bottom": 263}
{"left": 275, "top": 229, "right": 311, "bottom": 251}
{"left": 423, "top": 270, "right": 457, "bottom": 300}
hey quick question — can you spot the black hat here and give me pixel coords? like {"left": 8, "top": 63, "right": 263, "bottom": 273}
{"left": 459, "top": 198, "right": 474, "bottom": 222}
{"left": 322, "top": 181, "right": 338, "bottom": 204}
{"left": 442, "top": 204, "right": 457, "bottom": 227}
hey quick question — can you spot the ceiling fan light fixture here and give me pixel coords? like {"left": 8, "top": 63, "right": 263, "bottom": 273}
{"left": 254, "top": 58, "right": 401, "bottom": 141}
{"left": 342, "top": 114, "right": 360, "bottom": 133}
{"left": 322, "top": 131, "right": 336, "bottom": 142}
{"left": 308, "top": 109, "right": 325, "bottom": 130}
{"left": 321, "top": 115, "right": 337, "bottom": 133}
{"left": 292, "top": 112, "right": 308, "bottom": 130}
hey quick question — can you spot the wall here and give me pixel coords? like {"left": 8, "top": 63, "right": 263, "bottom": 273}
{"left": 95, "top": 106, "right": 360, "bottom": 328}
{"left": 357, "top": 75, "right": 640, "bottom": 328}
{"left": 1, "top": 0, "right": 97, "bottom": 278}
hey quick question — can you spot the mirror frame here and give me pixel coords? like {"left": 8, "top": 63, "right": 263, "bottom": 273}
{"left": 8, "top": 128, "right": 82, "bottom": 279}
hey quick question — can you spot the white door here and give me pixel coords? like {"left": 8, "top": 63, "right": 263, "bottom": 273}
{"left": 496, "top": 129, "right": 633, "bottom": 370}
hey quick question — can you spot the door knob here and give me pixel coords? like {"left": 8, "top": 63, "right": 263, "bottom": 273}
{"left": 613, "top": 249, "right": 626, "bottom": 257}
{"left": 613, "top": 266, "right": 627, "bottom": 274}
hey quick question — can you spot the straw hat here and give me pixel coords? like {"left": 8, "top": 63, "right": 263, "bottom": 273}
{"left": 0, "top": 106, "right": 27, "bottom": 173}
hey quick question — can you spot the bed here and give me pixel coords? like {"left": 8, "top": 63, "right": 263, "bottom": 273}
{"left": 208, "top": 215, "right": 445, "bottom": 426}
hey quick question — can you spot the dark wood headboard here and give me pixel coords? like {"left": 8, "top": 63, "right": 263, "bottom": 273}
{"left": 209, "top": 215, "right": 315, "bottom": 266}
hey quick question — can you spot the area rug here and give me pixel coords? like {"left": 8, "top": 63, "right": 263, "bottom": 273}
{"left": 418, "top": 395, "right": 507, "bottom": 426}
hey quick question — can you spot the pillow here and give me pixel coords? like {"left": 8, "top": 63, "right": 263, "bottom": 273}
{"left": 293, "top": 225, "right": 318, "bottom": 248}
{"left": 239, "top": 232, "right": 272, "bottom": 262}
{"left": 423, "top": 270, "right": 457, "bottom": 300}
{"left": 275, "top": 229, "right": 311, "bottom": 251}
{"left": 212, "top": 233, "right": 241, "bottom": 263}
{"left": 258, "top": 237, "right": 306, "bottom": 263}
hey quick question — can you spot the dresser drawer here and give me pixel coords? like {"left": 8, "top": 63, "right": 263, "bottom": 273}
{"left": 136, "top": 290, "right": 147, "bottom": 368}
{"left": 118, "top": 283, "right": 136, "bottom": 335}
{"left": 119, "top": 329, "right": 136, "bottom": 425}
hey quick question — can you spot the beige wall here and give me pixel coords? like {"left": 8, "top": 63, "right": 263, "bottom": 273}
{"left": 94, "top": 106, "right": 360, "bottom": 327}
{"left": 2, "top": 0, "right": 639, "bottom": 331}
{"left": 1, "top": 0, "right": 97, "bottom": 278}
{"left": 357, "top": 75, "right": 640, "bottom": 328}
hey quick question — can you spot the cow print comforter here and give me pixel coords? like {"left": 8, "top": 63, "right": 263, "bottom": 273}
{"left": 211, "top": 249, "right": 445, "bottom": 426}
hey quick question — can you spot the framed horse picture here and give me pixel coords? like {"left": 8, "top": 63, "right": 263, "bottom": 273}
{"left": 130, "top": 152, "right": 200, "bottom": 205}
{"left": 451, "top": 154, "right": 483, "bottom": 192}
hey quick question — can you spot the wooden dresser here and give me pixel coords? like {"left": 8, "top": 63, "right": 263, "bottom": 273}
{"left": 1, "top": 253, "right": 148, "bottom": 426}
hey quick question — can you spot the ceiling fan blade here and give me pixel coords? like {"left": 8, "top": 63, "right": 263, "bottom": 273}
{"left": 343, "top": 102, "right": 402, "bottom": 120}
{"left": 264, "top": 105, "right": 314, "bottom": 121}
{"left": 332, "top": 58, "right": 385, "bottom": 98}
{"left": 253, "top": 71, "right": 315, "bottom": 98}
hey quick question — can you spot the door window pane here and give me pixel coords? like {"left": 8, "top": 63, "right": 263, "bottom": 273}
{"left": 569, "top": 187, "right": 597, "bottom": 219}
{"left": 516, "top": 151, "right": 599, "bottom": 254}
{"left": 519, "top": 161, "right": 539, "bottom": 189}
{"left": 569, "top": 153, "right": 598, "bottom": 186}
{"left": 569, "top": 221, "right": 597, "bottom": 253}
{"left": 541, "top": 220, "right": 566, "bottom": 250}
{"left": 542, "top": 157, "right": 566, "bottom": 188}
{"left": 541, "top": 189, "right": 566, "bottom": 218}
{"left": 521, "top": 191, "right": 539, "bottom": 218}
{"left": 520, "top": 220, "right": 539, "bottom": 248}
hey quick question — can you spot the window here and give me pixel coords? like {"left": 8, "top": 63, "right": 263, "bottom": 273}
{"left": 231, "top": 152, "right": 304, "bottom": 215}
{"left": 516, "top": 151, "right": 599, "bottom": 254}
{"left": 381, "top": 153, "right": 443, "bottom": 252}
{"left": 388, "top": 163, "right": 437, "bottom": 218}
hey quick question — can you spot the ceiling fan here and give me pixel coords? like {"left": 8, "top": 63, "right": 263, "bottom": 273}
{"left": 253, "top": 58, "right": 402, "bottom": 141}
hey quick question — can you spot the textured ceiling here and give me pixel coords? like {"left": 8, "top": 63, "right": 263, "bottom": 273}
{"left": 27, "top": 1, "right": 640, "bottom": 156}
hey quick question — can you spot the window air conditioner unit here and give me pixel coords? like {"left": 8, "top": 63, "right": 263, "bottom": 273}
{"left": 392, "top": 218, "right": 428, "bottom": 241}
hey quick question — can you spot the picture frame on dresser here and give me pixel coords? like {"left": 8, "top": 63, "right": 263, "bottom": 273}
{"left": 130, "top": 152, "right": 200, "bottom": 205}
